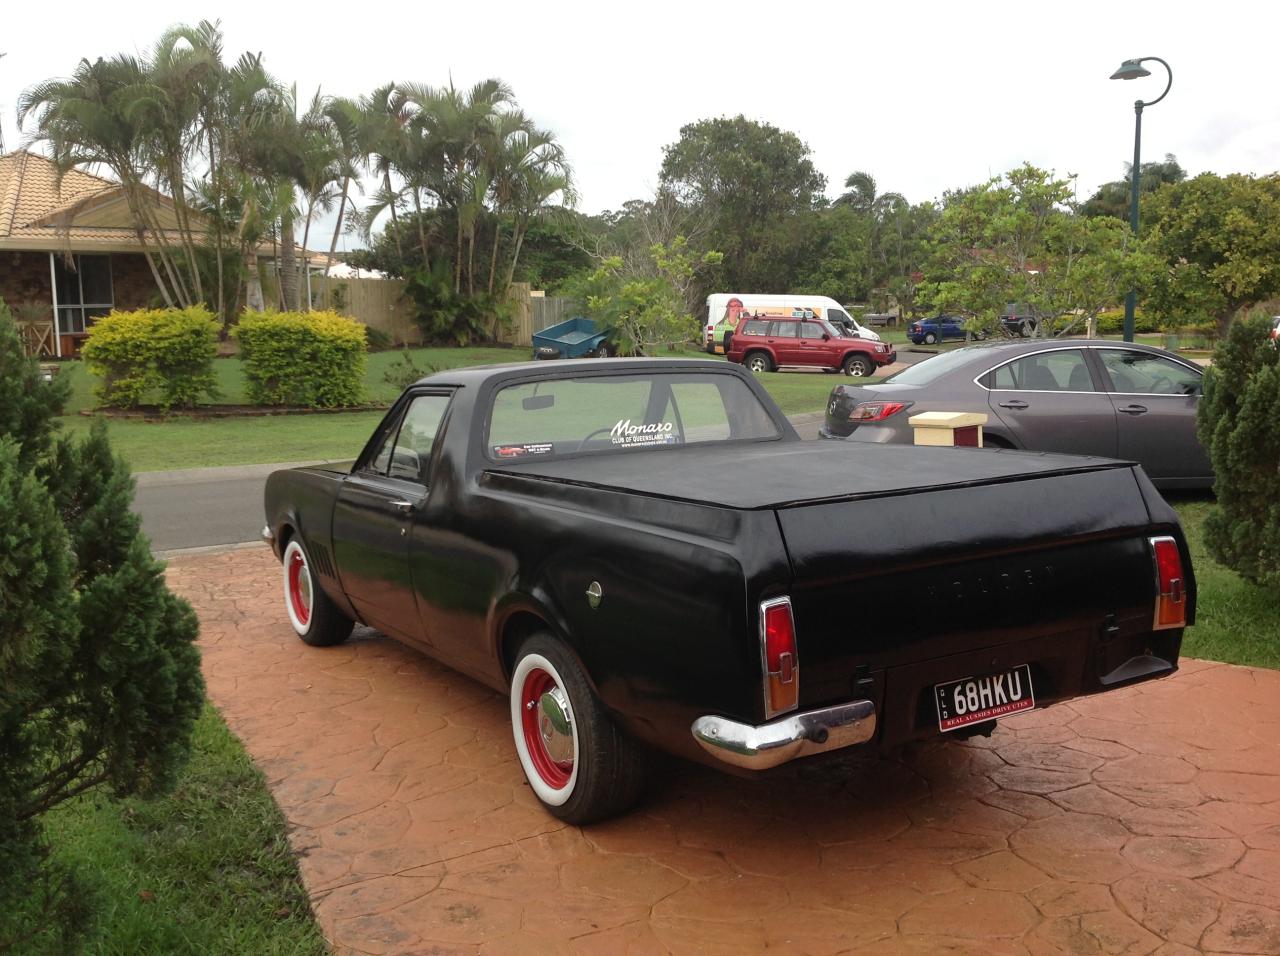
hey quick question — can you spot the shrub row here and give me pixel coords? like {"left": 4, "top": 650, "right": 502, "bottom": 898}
{"left": 234, "top": 311, "right": 367, "bottom": 407}
{"left": 80, "top": 308, "right": 369, "bottom": 410}
{"left": 1094, "top": 308, "right": 1161, "bottom": 335}
{"left": 81, "top": 307, "right": 219, "bottom": 411}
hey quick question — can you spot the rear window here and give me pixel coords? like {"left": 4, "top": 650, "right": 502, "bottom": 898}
{"left": 741, "top": 319, "right": 770, "bottom": 336}
{"left": 882, "top": 348, "right": 984, "bottom": 386}
{"left": 487, "top": 372, "right": 781, "bottom": 460}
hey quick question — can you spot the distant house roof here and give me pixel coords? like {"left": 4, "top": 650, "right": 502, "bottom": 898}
{"left": 0, "top": 150, "right": 317, "bottom": 260}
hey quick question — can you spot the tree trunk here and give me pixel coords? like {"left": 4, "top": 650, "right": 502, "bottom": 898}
{"left": 280, "top": 215, "right": 299, "bottom": 311}
{"left": 326, "top": 177, "right": 350, "bottom": 277}
{"left": 454, "top": 210, "right": 464, "bottom": 294}
{"left": 487, "top": 220, "right": 502, "bottom": 296}
{"left": 300, "top": 200, "right": 315, "bottom": 311}
{"left": 467, "top": 228, "right": 476, "bottom": 297}
{"left": 502, "top": 221, "right": 529, "bottom": 294}
{"left": 209, "top": 128, "right": 226, "bottom": 333}
{"left": 384, "top": 171, "right": 403, "bottom": 257}
{"left": 242, "top": 248, "right": 265, "bottom": 312}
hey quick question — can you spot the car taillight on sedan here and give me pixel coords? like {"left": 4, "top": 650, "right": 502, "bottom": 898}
{"left": 1150, "top": 536, "right": 1187, "bottom": 630}
{"left": 760, "top": 597, "right": 799, "bottom": 718}
{"left": 847, "top": 400, "right": 912, "bottom": 422}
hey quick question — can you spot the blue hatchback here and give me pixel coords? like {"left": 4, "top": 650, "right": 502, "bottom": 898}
{"left": 907, "top": 314, "right": 985, "bottom": 345}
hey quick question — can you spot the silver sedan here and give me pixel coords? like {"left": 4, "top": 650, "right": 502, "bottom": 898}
{"left": 821, "top": 339, "right": 1212, "bottom": 489}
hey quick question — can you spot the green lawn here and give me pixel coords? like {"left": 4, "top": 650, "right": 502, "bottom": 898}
{"left": 59, "top": 347, "right": 861, "bottom": 471}
{"left": 30, "top": 706, "right": 326, "bottom": 955}
{"left": 1173, "top": 499, "right": 1280, "bottom": 670}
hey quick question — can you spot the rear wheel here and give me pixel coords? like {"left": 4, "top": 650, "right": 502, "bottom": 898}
{"left": 510, "top": 634, "right": 646, "bottom": 824}
{"left": 924, "top": 331, "right": 938, "bottom": 345}
{"left": 282, "top": 537, "right": 354, "bottom": 647}
{"left": 842, "top": 354, "right": 873, "bottom": 377}
{"left": 745, "top": 351, "right": 774, "bottom": 374}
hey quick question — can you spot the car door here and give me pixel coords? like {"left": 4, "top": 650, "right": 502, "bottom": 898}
{"left": 1093, "top": 347, "right": 1211, "bottom": 483}
{"left": 769, "top": 319, "right": 801, "bottom": 365}
{"left": 981, "top": 348, "right": 1119, "bottom": 458}
{"left": 795, "top": 320, "right": 830, "bottom": 366}
{"left": 331, "top": 391, "right": 453, "bottom": 643}
{"left": 942, "top": 317, "right": 963, "bottom": 341}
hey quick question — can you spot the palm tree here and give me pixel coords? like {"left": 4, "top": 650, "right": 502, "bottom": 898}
{"left": 322, "top": 96, "right": 364, "bottom": 276}
{"left": 358, "top": 84, "right": 412, "bottom": 260}
{"left": 503, "top": 162, "right": 575, "bottom": 294}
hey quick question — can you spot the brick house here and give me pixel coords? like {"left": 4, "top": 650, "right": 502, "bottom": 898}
{"left": 0, "top": 149, "right": 302, "bottom": 358}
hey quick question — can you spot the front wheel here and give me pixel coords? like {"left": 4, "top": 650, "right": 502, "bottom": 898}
{"left": 843, "top": 354, "right": 873, "bottom": 377}
{"left": 745, "top": 352, "right": 774, "bottom": 374}
{"left": 510, "top": 634, "right": 646, "bottom": 824}
{"left": 282, "top": 537, "right": 354, "bottom": 647}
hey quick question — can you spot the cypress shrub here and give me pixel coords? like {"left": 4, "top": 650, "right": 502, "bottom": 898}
{"left": 0, "top": 299, "right": 70, "bottom": 470}
{"left": 235, "top": 310, "right": 367, "bottom": 407}
{"left": 80, "top": 306, "right": 220, "bottom": 411}
{"left": 1198, "top": 310, "right": 1280, "bottom": 586}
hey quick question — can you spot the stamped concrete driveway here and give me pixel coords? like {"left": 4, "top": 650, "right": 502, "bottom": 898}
{"left": 169, "top": 548, "right": 1280, "bottom": 956}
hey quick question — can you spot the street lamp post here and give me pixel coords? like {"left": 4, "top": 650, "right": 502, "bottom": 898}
{"left": 1110, "top": 56, "right": 1172, "bottom": 342}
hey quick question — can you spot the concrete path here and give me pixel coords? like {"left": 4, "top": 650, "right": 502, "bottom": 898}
{"left": 170, "top": 547, "right": 1280, "bottom": 956}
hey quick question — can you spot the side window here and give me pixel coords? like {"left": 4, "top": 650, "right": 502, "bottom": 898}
{"left": 1098, "top": 349, "right": 1202, "bottom": 395}
{"left": 799, "top": 321, "right": 825, "bottom": 338}
{"left": 771, "top": 321, "right": 800, "bottom": 338}
{"left": 363, "top": 412, "right": 401, "bottom": 475}
{"left": 990, "top": 350, "right": 1094, "bottom": 392}
{"left": 386, "top": 394, "right": 452, "bottom": 483}
{"left": 741, "top": 319, "right": 769, "bottom": 336}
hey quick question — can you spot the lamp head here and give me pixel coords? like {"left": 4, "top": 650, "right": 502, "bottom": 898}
{"left": 1110, "top": 59, "right": 1152, "bottom": 81}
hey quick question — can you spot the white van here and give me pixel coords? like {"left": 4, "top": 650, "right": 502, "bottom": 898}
{"left": 704, "top": 294, "right": 880, "bottom": 353}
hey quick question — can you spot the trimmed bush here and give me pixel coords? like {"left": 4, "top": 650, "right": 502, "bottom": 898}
{"left": 235, "top": 311, "right": 367, "bottom": 407}
{"left": 1095, "top": 308, "right": 1161, "bottom": 335}
{"left": 81, "top": 307, "right": 219, "bottom": 411}
{"left": 1198, "top": 311, "right": 1280, "bottom": 587}
{"left": 0, "top": 299, "right": 71, "bottom": 470}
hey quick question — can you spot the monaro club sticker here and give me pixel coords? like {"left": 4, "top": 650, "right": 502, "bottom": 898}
{"left": 610, "top": 420, "right": 679, "bottom": 447}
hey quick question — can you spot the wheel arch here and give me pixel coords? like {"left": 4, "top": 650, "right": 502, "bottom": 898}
{"left": 493, "top": 593, "right": 598, "bottom": 695}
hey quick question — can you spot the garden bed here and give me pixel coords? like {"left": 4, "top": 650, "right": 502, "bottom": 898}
{"left": 80, "top": 402, "right": 391, "bottom": 421}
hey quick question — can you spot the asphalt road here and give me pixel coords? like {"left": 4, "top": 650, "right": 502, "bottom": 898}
{"left": 135, "top": 413, "right": 830, "bottom": 554}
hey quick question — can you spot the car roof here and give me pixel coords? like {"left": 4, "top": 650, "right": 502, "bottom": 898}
{"left": 411, "top": 356, "right": 741, "bottom": 389}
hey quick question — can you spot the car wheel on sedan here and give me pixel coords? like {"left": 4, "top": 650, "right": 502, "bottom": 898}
{"left": 510, "top": 633, "right": 646, "bottom": 824}
{"left": 842, "top": 354, "right": 873, "bottom": 377}
{"left": 282, "top": 537, "right": 354, "bottom": 647}
{"left": 745, "top": 352, "right": 774, "bottom": 374}
{"left": 924, "top": 332, "right": 938, "bottom": 345}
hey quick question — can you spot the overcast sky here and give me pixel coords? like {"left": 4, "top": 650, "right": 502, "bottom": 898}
{"left": 3, "top": 0, "right": 1278, "bottom": 252}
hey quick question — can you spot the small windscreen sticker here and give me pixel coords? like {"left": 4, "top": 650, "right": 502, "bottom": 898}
{"left": 493, "top": 443, "right": 554, "bottom": 458}
{"left": 610, "top": 420, "right": 680, "bottom": 447}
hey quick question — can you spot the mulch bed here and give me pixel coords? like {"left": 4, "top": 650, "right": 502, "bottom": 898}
{"left": 80, "top": 403, "right": 391, "bottom": 421}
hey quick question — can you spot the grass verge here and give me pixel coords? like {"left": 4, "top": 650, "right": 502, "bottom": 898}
{"left": 34, "top": 705, "right": 326, "bottom": 956}
{"left": 1173, "top": 498, "right": 1280, "bottom": 670}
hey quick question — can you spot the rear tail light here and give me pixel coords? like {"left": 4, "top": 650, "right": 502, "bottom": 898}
{"left": 1150, "top": 536, "right": 1187, "bottom": 630}
{"left": 848, "top": 401, "right": 912, "bottom": 422}
{"left": 760, "top": 597, "right": 799, "bottom": 718}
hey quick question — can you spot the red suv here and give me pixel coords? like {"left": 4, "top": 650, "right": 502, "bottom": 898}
{"left": 726, "top": 317, "right": 896, "bottom": 377}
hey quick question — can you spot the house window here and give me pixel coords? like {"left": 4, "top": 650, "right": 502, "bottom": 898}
{"left": 54, "top": 255, "right": 114, "bottom": 334}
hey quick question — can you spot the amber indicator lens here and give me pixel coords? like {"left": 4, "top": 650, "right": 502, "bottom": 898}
{"left": 762, "top": 600, "right": 799, "bottom": 716}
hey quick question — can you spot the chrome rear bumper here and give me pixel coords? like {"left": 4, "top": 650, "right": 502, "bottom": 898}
{"left": 691, "top": 699, "right": 876, "bottom": 771}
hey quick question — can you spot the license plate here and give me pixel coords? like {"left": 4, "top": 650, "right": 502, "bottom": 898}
{"left": 934, "top": 664, "right": 1035, "bottom": 732}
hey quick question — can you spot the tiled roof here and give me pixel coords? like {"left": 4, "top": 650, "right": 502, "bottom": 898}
{"left": 0, "top": 150, "right": 120, "bottom": 240}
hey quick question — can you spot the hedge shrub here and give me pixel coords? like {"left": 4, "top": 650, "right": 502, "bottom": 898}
{"left": 81, "top": 307, "right": 219, "bottom": 411}
{"left": 1095, "top": 308, "right": 1161, "bottom": 335}
{"left": 235, "top": 311, "right": 367, "bottom": 407}
{"left": 1198, "top": 312, "right": 1280, "bottom": 587}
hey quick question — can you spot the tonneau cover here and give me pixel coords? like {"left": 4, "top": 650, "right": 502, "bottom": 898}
{"left": 487, "top": 441, "right": 1134, "bottom": 511}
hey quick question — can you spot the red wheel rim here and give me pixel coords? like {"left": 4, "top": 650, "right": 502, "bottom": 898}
{"left": 520, "top": 668, "right": 572, "bottom": 789}
{"left": 288, "top": 550, "right": 310, "bottom": 625}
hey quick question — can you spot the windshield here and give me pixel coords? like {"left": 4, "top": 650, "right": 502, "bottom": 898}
{"left": 487, "top": 372, "right": 781, "bottom": 460}
{"left": 882, "top": 347, "right": 984, "bottom": 386}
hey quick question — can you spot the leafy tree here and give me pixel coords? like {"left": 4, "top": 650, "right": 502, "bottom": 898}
{"left": 659, "top": 116, "right": 826, "bottom": 291}
{"left": 1197, "top": 311, "right": 1280, "bottom": 586}
{"left": 0, "top": 300, "right": 70, "bottom": 472}
{"left": 920, "top": 164, "right": 1141, "bottom": 337}
{"left": 1141, "top": 173, "right": 1280, "bottom": 336}
{"left": 1082, "top": 154, "right": 1186, "bottom": 220}
{"left": 0, "top": 310, "right": 203, "bottom": 949}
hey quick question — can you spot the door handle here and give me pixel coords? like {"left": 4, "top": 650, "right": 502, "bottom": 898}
{"left": 1118, "top": 404, "right": 1148, "bottom": 415}
{"left": 997, "top": 400, "right": 1029, "bottom": 409}
{"left": 390, "top": 499, "right": 417, "bottom": 514}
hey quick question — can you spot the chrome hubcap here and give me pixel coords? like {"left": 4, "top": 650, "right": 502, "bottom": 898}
{"left": 537, "top": 687, "right": 574, "bottom": 763}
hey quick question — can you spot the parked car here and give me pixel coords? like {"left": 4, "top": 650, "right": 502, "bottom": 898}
{"left": 264, "top": 358, "right": 1194, "bottom": 823}
{"left": 726, "top": 316, "right": 896, "bottom": 377}
{"left": 705, "top": 293, "right": 880, "bottom": 353}
{"left": 908, "top": 315, "right": 987, "bottom": 345}
{"left": 821, "top": 340, "right": 1212, "bottom": 488}
{"left": 1000, "top": 304, "right": 1043, "bottom": 337}
{"left": 1271, "top": 316, "right": 1279, "bottom": 343}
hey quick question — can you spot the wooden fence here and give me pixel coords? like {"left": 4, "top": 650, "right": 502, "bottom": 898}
{"left": 308, "top": 276, "right": 417, "bottom": 345}
{"left": 497, "top": 285, "right": 579, "bottom": 347}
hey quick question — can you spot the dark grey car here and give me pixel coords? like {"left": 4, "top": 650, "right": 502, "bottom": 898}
{"left": 821, "top": 339, "right": 1212, "bottom": 488}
